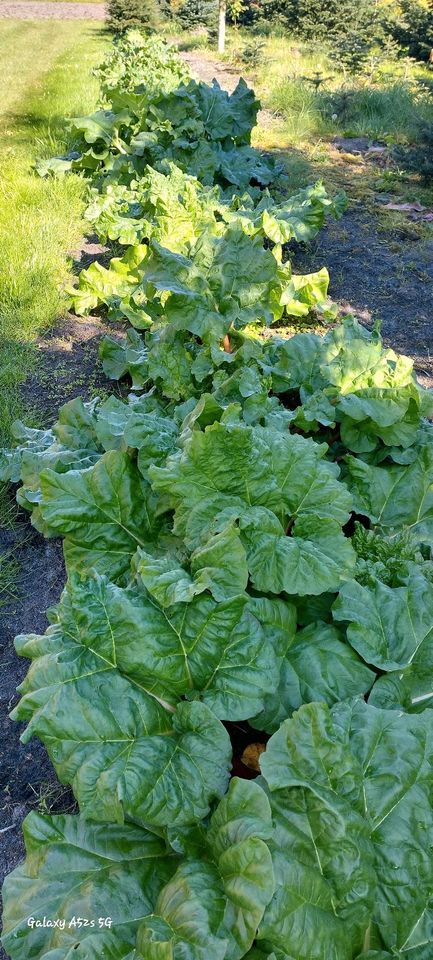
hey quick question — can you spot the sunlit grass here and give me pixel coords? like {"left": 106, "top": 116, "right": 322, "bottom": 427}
{"left": 248, "top": 34, "right": 433, "bottom": 144}
{"left": 0, "top": 21, "right": 108, "bottom": 450}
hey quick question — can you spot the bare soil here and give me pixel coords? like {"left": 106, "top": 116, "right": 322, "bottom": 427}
{"left": 293, "top": 211, "right": 433, "bottom": 388}
{"left": 0, "top": 1, "right": 105, "bottom": 18}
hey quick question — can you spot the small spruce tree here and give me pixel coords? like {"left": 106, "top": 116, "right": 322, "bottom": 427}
{"left": 295, "top": 0, "right": 379, "bottom": 73}
{"left": 176, "top": 0, "right": 218, "bottom": 29}
{"left": 239, "top": 0, "right": 380, "bottom": 73}
{"left": 107, "top": 0, "right": 162, "bottom": 33}
{"left": 387, "top": 0, "right": 433, "bottom": 62}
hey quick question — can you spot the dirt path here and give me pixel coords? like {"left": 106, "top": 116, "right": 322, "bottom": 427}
{"left": 180, "top": 48, "right": 272, "bottom": 127}
{"left": 181, "top": 49, "right": 244, "bottom": 93}
{"left": 181, "top": 48, "right": 433, "bottom": 387}
{"left": 294, "top": 212, "right": 433, "bottom": 387}
{"left": 0, "top": 2, "right": 105, "bottom": 18}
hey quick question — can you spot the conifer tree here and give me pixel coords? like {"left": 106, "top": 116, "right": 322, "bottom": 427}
{"left": 107, "top": 0, "right": 162, "bottom": 32}
{"left": 176, "top": 0, "right": 218, "bottom": 29}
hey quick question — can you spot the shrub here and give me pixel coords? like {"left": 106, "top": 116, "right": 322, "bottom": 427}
{"left": 387, "top": 0, "right": 433, "bottom": 62}
{"left": 107, "top": 0, "right": 162, "bottom": 33}
{"left": 175, "top": 0, "right": 218, "bottom": 29}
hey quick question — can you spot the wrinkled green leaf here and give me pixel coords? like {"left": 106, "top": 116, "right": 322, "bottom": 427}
{"left": 1, "top": 812, "right": 175, "bottom": 960}
{"left": 137, "top": 778, "right": 275, "bottom": 960}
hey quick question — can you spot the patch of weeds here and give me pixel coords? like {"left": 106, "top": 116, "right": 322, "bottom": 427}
{"left": 176, "top": 32, "right": 210, "bottom": 52}
{"left": 27, "top": 780, "right": 77, "bottom": 816}
{"left": 0, "top": 549, "right": 20, "bottom": 610}
{"left": 0, "top": 483, "right": 19, "bottom": 531}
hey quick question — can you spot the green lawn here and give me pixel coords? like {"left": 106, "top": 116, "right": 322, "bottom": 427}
{"left": 0, "top": 20, "right": 107, "bottom": 453}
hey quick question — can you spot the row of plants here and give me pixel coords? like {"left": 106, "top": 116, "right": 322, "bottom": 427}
{"left": 2, "top": 31, "right": 433, "bottom": 960}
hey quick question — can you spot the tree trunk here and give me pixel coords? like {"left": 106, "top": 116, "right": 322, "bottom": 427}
{"left": 218, "top": 0, "right": 226, "bottom": 53}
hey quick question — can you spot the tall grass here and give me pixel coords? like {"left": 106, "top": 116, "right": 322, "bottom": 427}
{"left": 221, "top": 30, "right": 433, "bottom": 145}
{"left": 266, "top": 77, "right": 330, "bottom": 140}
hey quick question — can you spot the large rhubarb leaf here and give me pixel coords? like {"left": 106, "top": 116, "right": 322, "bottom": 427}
{"left": 259, "top": 699, "right": 433, "bottom": 958}
{"left": 1, "top": 813, "right": 175, "bottom": 960}
{"left": 346, "top": 443, "right": 433, "bottom": 538}
{"left": 151, "top": 422, "right": 355, "bottom": 595}
{"left": 1, "top": 781, "right": 274, "bottom": 960}
{"left": 264, "top": 318, "right": 432, "bottom": 456}
{"left": 258, "top": 703, "right": 375, "bottom": 960}
{"left": 0, "top": 399, "right": 102, "bottom": 526}
{"left": 252, "top": 622, "right": 375, "bottom": 733}
{"left": 135, "top": 520, "right": 248, "bottom": 603}
{"left": 333, "top": 574, "right": 433, "bottom": 670}
{"left": 13, "top": 570, "right": 281, "bottom": 725}
{"left": 39, "top": 450, "right": 164, "bottom": 582}
{"left": 12, "top": 574, "right": 232, "bottom": 827}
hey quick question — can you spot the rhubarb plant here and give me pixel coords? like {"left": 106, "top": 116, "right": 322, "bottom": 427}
{"left": 3, "top": 31, "right": 433, "bottom": 960}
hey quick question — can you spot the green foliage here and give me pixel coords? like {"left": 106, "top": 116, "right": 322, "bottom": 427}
{"left": 4, "top": 32, "right": 433, "bottom": 960}
{"left": 296, "top": 0, "right": 381, "bottom": 73}
{"left": 176, "top": 0, "right": 218, "bottom": 29}
{"left": 239, "top": 37, "right": 266, "bottom": 68}
{"left": 387, "top": 0, "right": 433, "bottom": 62}
{"left": 107, "top": 0, "right": 162, "bottom": 33}
{"left": 236, "top": 0, "right": 382, "bottom": 72}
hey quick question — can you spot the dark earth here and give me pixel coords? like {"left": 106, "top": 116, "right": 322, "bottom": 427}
{"left": 0, "top": 36, "right": 432, "bottom": 954}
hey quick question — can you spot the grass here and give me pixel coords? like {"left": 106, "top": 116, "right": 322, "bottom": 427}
{"left": 179, "top": 27, "right": 433, "bottom": 205}
{"left": 0, "top": 20, "right": 108, "bottom": 451}
{"left": 233, "top": 32, "right": 433, "bottom": 142}
{"left": 0, "top": 549, "right": 20, "bottom": 609}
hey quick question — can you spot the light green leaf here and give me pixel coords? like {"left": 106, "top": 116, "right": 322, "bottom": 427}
{"left": 333, "top": 574, "right": 433, "bottom": 670}
{"left": 189, "top": 523, "right": 249, "bottom": 600}
{"left": 99, "top": 330, "right": 148, "bottom": 389}
{"left": 136, "top": 522, "right": 248, "bottom": 605}
{"left": 345, "top": 444, "right": 433, "bottom": 539}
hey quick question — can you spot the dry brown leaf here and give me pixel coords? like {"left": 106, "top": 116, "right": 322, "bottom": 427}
{"left": 241, "top": 742, "right": 266, "bottom": 772}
